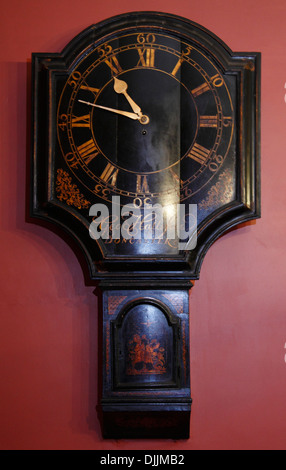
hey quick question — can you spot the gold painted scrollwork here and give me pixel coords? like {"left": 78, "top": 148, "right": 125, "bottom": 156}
{"left": 56, "top": 169, "right": 90, "bottom": 209}
{"left": 198, "top": 168, "right": 233, "bottom": 210}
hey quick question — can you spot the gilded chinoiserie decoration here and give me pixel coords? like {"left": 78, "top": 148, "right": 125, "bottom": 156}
{"left": 108, "top": 295, "right": 127, "bottom": 315}
{"left": 56, "top": 169, "right": 90, "bottom": 209}
{"left": 127, "top": 334, "right": 166, "bottom": 375}
{"left": 198, "top": 168, "right": 233, "bottom": 210}
{"left": 163, "top": 293, "right": 185, "bottom": 314}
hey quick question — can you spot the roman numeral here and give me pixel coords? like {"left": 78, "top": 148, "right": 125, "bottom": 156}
{"left": 137, "top": 48, "right": 155, "bottom": 67}
{"left": 80, "top": 84, "right": 100, "bottom": 96}
{"left": 71, "top": 114, "right": 91, "bottom": 128}
{"left": 199, "top": 115, "right": 218, "bottom": 128}
{"left": 77, "top": 139, "right": 99, "bottom": 164}
{"left": 191, "top": 82, "right": 210, "bottom": 97}
{"left": 188, "top": 143, "right": 210, "bottom": 165}
{"left": 136, "top": 175, "right": 149, "bottom": 193}
{"left": 171, "top": 46, "right": 192, "bottom": 75}
{"left": 171, "top": 57, "right": 184, "bottom": 76}
{"left": 169, "top": 168, "right": 183, "bottom": 187}
{"left": 100, "top": 163, "right": 119, "bottom": 186}
{"left": 104, "top": 55, "right": 123, "bottom": 75}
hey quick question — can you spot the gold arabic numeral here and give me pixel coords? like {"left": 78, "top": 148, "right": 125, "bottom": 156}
{"left": 77, "top": 139, "right": 99, "bottom": 165}
{"left": 171, "top": 46, "right": 192, "bottom": 76}
{"left": 191, "top": 81, "right": 210, "bottom": 97}
{"left": 211, "top": 74, "right": 224, "bottom": 87}
{"left": 100, "top": 163, "right": 119, "bottom": 187}
{"left": 133, "top": 197, "right": 152, "bottom": 208}
{"left": 136, "top": 175, "right": 150, "bottom": 194}
{"left": 188, "top": 143, "right": 210, "bottom": 165}
{"left": 137, "top": 33, "right": 156, "bottom": 44}
{"left": 94, "top": 183, "right": 111, "bottom": 200}
{"left": 179, "top": 185, "right": 193, "bottom": 201}
{"left": 199, "top": 115, "right": 218, "bottom": 128}
{"left": 58, "top": 114, "right": 68, "bottom": 131}
{"left": 104, "top": 55, "right": 123, "bottom": 75}
{"left": 98, "top": 43, "right": 113, "bottom": 58}
{"left": 192, "top": 75, "right": 224, "bottom": 96}
{"left": 209, "top": 154, "right": 224, "bottom": 172}
{"left": 65, "top": 152, "right": 79, "bottom": 169}
{"left": 223, "top": 116, "right": 233, "bottom": 127}
{"left": 69, "top": 71, "right": 81, "bottom": 88}
{"left": 184, "top": 186, "right": 193, "bottom": 198}
{"left": 71, "top": 114, "right": 91, "bottom": 128}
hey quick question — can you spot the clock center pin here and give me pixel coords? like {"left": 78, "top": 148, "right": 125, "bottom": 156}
{"left": 139, "top": 115, "right": 150, "bottom": 125}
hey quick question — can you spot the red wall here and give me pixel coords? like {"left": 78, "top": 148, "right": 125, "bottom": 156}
{"left": 1, "top": 0, "right": 286, "bottom": 450}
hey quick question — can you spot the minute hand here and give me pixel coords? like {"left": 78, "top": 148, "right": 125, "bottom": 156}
{"left": 78, "top": 100, "right": 140, "bottom": 120}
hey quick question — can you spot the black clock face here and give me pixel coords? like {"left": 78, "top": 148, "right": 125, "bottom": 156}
{"left": 56, "top": 29, "right": 236, "bottom": 255}
{"left": 57, "top": 31, "right": 234, "bottom": 201}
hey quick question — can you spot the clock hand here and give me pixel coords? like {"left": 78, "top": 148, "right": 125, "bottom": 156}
{"left": 78, "top": 100, "right": 140, "bottom": 120}
{"left": 79, "top": 99, "right": 150, "bottom": 124}
{"left": 113, "top": 77, "right": 142, "bottom": 117}
{"left": 113, "top": 77, "right": 150, "bottom": 124}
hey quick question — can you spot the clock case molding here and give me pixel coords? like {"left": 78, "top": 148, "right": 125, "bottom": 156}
{"left": 31, "top": 11, "right": 261, "bottom": 281}
{"left": 30, "top": 12, "right": 260, "bottom": 439}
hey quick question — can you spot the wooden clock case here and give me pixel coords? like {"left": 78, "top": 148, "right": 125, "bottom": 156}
{"left": 30, "top": 12, "right": 260, "bottom": 438}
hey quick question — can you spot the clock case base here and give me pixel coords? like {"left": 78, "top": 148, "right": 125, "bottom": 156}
{"left": 99, "top": 281, "right": 192, "bottom": 439}
{"left": 101, "top": 406, "right": 191, "bottom": 439}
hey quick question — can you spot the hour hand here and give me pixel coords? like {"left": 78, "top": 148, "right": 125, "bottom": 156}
{"left": 113, "top": 77, "right": 142, "bottom": 117}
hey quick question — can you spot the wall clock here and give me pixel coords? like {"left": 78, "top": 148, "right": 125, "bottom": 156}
{"left": 31, "top": 12, "right": 260, "bottom": 438}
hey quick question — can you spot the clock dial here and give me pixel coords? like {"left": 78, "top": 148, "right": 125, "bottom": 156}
{"left": 57, "top": 32, "right": 234, "bottom": 208}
